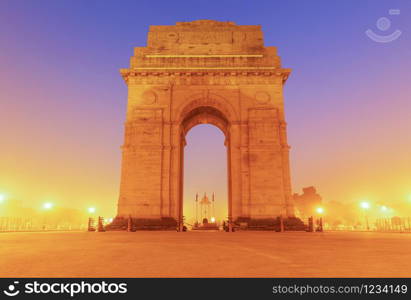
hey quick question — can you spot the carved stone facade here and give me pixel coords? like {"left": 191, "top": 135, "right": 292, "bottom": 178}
{"left": 112, "top": 20, "right": 299, "bottom": 230}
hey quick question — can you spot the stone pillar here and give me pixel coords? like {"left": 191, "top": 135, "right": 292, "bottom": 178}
{"left": 228, "top": 123, "right": 241, "bottom": 220}
{"left": 117, "top": 120, "right": 164, "bottom": 219}
{"left": 279, "top": 121, "right": 295, "bottom": 217}
{"left": 247, "top": 108, "right": 286, "bottom": 219}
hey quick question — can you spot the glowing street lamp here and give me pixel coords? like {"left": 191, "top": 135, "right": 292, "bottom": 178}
{"left": 360, "top": 201, "right": 370, "bottom": 230}
{"left": 43, "top": 202, "right": 53, "bottom": 210}
{"left": 360, "top": 201, "right": 370, "bottom": 209}
{"left": 88, "top": 207, "right": 96, "bottom": 214}
{"left": 0, "top": 194, "right": 5, "bottom": 203}
{"left": 210, "top": 217, "right": 216, "bottom": 223}
{"left": 316, "top": 207, "right": 324, "bottom": 214}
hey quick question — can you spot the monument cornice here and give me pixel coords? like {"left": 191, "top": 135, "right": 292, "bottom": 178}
{"left": 144, "top": 54, "right": 264, "bottom": 58}
{"left": 120, "top": 68, "right": 291, "bottom": 84}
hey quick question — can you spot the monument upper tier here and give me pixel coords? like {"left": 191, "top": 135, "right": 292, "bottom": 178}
{"left": 123, "top": 20, "right": 287, "bottom": 74}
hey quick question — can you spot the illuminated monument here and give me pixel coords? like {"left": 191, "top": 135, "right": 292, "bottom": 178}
{"left": 111, "top": 20, "right": 303, "bottom": 230}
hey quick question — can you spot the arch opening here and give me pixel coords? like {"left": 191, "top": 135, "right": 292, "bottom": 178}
{"left": 181, "top": 106, "right": 229, "bottom": 139}
{"left": 180, "top": 106, "right": 230, "bottom": 230}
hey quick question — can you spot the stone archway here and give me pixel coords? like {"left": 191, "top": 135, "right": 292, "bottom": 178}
{"left": 178, "top": 105, "right": 231, "bottom": 226}
{"left": 110, "top": 20, "right": 303, "bottom": 230}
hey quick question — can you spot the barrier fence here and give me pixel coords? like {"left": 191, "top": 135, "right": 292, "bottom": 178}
{"left": 1, "top": 216, "right": 411, "bottom": 232}
{"left": 0, "top": 216, "right": 87, "bottom": 232}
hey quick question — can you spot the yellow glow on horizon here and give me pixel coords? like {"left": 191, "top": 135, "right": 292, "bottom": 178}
{"left": 210, "top": 217, "right": 216, "bottom": 223}
{"left": 88, "top": 207, "right": 96, "bottom": 214}
{"left": 0, "top": 194, "right": 5, "bottom": 203}
{"left": 316, "top": 207, "right": 324, "bottom": 214}
{"left": 380, "top": 205, "right": 388, "bottom": 212}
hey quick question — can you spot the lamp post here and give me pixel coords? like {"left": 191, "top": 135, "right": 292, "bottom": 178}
{"left": 42, "top": 202, "right": 54, "bottom": 230}
{"left": 195, "top": 193, "right": 198, "bottom": 227}
{"left": 315, "top": 207, "right": 324, "bottom": 232}
{"left": 87, "top": 207, "right": 96, "bottom": 231}
{"left": 212, "top": 192, "right": 215, "bottom": 223}
{"left": 379, "top": 205, "right": 388, "bottom": 231}
{"left": 360, "top": 201, "right": 370, "bottom": 231}
{"left": 0, "top": 195, "right": 6, "bottom": 231}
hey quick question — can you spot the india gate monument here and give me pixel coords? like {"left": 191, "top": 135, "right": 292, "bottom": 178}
{"left": 110, "top": 20, "right": 304, "bottom": 231}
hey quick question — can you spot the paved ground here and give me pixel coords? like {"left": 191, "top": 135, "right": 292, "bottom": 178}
{"left": 1, "top": 231, "right": 410, "bottom": 277}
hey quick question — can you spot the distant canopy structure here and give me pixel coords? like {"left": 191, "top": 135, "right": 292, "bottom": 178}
{"left": 196, "top": 192, "right": 215, "bottom": 224}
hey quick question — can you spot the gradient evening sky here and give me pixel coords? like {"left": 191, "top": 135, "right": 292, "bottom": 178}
{"left": 0, "top": 0, "right": 410, "bottom": 220}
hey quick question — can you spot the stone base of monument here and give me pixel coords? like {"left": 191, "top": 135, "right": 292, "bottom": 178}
{"left": 105, "top": 217, "right": 177, "bottom": 231}
{"left": 106, "top": 216, "right": 307, "bottom": 231}
{"left": 234, "top": 217, "right": 307, "bottom": 231}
